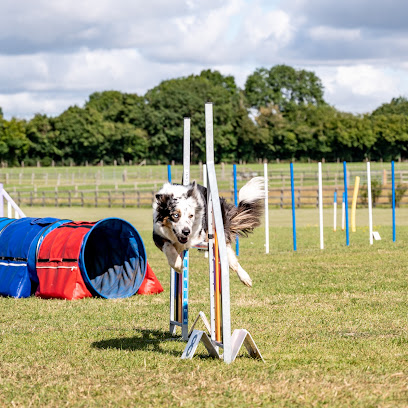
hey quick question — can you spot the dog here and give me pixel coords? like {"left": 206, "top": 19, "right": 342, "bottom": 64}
{"left": 152, "top": 177, "right": 265, "bottom": 287}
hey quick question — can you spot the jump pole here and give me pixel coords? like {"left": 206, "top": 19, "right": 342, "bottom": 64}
{"left": 343, "top": 161, "right": 350, "bottom": 246}
{"left": 290, "top": 162, "right": 297, "bottom": 251}
{"left": 367, "top": 162, "right": 373, "bottom": 245}
{"left": 392, "top": 161, "right": 396, "bottom": 242}
{"left": 233, "top": 164, "right": 239, "bottom": 256}
{"left": 318, "top": 162, "right": 324, "bottom": 249}
{"left": 182, "top": 102, "right": 263, "bottom": 363}
{"left": 333, "top": 191, "right": 337, "bottom": 232}
{"left": 264, "top": 162, "right": 269, "bottom": 254}
{"left": 169, "top": 118, "right": 190, "bottom": 340}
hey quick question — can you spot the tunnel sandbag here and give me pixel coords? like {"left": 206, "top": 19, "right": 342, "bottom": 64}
{"left": 36, "top": 218, "right": 147, "bottom": 299}
{"left": 0, "top": 217, "right": 16, "bottom": 233}
{"left": 0, "top": 217, "right": 68, "bottom": 298}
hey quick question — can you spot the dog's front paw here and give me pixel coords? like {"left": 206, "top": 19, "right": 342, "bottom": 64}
{"left": 172, "top": 256, "right": 183, "bottom": 273}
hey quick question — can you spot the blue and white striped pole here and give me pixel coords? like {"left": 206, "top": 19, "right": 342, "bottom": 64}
{"left": 233, "top": 164, "right": 239, "bottom": 256}
{"left": 167, "top": 164, "right": 172, "bottom": 184}
{"left": 343, "top": 161, "right": 350, "bottom": 246}
{"left": 392, "top": 161, "right": 396, "bottom": 242}
{"left": 290, "top": 162, "right": 297, "bottom": 251}
{"left": 333, "top": 191, "right": 337, "bottom": 232}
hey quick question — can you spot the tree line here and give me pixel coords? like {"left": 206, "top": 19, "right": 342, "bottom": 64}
{"left": 1, "top": 65, "right": 407, "bottom": 166}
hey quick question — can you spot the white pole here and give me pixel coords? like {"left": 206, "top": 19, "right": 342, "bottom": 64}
{"left": 203, "top": 163, "right": 208, "bottom": 258}
{"left": 203, "top": 164, "right": 207, "bottom": 188}
{"left": 367, "top": 162, "right": 373, "bottom": 245}
{"left": 318, "top": 162, "right": 324, "bottom": 249}
{"left": 264, "top": 163, "right": 269, "bottom": 254}
{"left": 333, "top": 192, "right": 337, "bottom": 232}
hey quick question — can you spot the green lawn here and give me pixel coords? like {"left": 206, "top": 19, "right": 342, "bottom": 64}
{"left": 1, "top": 207, "right": 408, "bottom": 407}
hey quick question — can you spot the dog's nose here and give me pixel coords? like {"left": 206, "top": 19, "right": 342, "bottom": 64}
{"left": 182, "top": 227, "right": 190, "bottom": 237}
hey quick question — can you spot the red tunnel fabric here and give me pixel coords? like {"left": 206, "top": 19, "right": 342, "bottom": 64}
{"left": 35, "top": 222, "right": 94, "bottom": 300}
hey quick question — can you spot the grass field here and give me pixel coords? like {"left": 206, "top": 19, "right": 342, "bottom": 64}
{"left": 1, "top": 207, "right": 408, "bottom": 407}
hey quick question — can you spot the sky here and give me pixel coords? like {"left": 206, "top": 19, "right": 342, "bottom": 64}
{"left": 0, "top": 0, "right": 407, "bottom": 120}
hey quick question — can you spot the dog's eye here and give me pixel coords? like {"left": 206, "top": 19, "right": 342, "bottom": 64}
{"left": 189, "top": 214, "right": 194, "bottom": 219}
{"left": 173, "top": 214, "right": 179, "bottom": 219}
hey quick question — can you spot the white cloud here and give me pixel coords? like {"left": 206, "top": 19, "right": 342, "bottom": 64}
{"left": 0, "top": 0, "right": 408, "bottom": 119}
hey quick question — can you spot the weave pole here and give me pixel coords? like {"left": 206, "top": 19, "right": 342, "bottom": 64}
{"left": 233, "top": 164, "right": 239, "bottom": 256}
{"left": 264, "top": 162, "right": 269, "bottom": 254}
{"left": 351, "top": 176, "right": 360, "bottom": 233}
{"left": 343, "top": 161, "right": 350, "bottom": 246}
{"left": 318, "top": 162, "right": 324, "bottom": 249}
{"left": 182, "top": 103, "right": 263, "bottom": 363}
{"left": 290, "top": 162, "right": 297, "bottom": 251}
{"left": 367, "top": 162, "right": 373, "bottom": 245}
{"left": 333, "top": 191, "right": 337, "bottom": 232}
{"left": 392, "top": 161, "right": 396, "bottom": 242}
{"left": 341, "top": 192, "right": 345, "bottom": 231}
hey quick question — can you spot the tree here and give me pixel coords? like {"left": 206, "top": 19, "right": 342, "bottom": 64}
{"left": 144, "top": 70, "right": 242, "bottom": 163}
{"left": 245, "top": 65, "right": 326, "bottom": 111}
{"left": 0, "top": 117, "right": 30, "bottom": 165}
{"left": 372, "top": 97, "right": 408, "bottom": 116}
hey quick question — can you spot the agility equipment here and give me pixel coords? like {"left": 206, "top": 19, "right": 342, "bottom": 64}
{"left": 392, "top": 161, "right": 396, "bottom": 242}
{"left": 333, "top": 191, "right": 337, "bottom": 232}
{"left": 0, "top": 183, "right": 26, "bottom": 219}
{"left": 264, "top": 162, "right": 269, "bottom": 254}
{"left": 181, "top": 103, "right": 263, "bottom": 363}
{"left": 137, "top": 262, "right": 163, "bottom": 295}
{"left": 290, "top": 162, "right": 297, "bottom": 251}
{"left": 342, "top": 192, "right": 346, "bottom": 231}
{"left": 367, "top": 162, "right": 373, "bottom": 244}
{"left": 318, "top": 162, "right": 324, "bottom": 249}
{"left": 0, "top": 217, "right": 70, "bottom": 298}
{"left": 35, "top": 218, "right": 146, "bottom": 300}
{"left": 169, "top": 118, "right": 190, "bottom": 340}
{"left": 343, "top": 161, "right": 350, "bottom": 246}
{"left": 351, "top": 176, "right": 360, "bottom": 233}
{"left": 233, "top": 164, "right": 239, "bottom": 256}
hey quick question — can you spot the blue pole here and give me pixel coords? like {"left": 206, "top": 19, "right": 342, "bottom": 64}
{"left": 290, "top": 162, "right": 297, "bottom": 251}
{"left": 343, "top": 161, "right": 349, "bottom": 246}
{"left": 392, "top": 161, "right": 396, "bottom": 242}
{"left": 233, "top": 164, "right": 239, "bottom": 256}
{"left": 167, "top": 164, "right": 172, "bottom": 183}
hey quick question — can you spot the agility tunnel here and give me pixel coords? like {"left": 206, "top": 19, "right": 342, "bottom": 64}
{"left": 35, "top": 218, "right": 147, "bottom": 300}
{"left": 0, "top": 217, "right": 70, "bottom": 298}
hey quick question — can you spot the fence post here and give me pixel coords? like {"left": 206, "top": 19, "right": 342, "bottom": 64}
{"left": 81, "top": 192, "right": 84, "bottom": 207}
{"left": 122, "top": 191, "right": 126, "bottom": 208}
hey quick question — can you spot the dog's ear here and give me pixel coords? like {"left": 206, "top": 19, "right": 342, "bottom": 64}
{"left": 187, "top": 181, "right": 197, "bottom": 198}
{"left": 155, "top": 193, "right": 172, "bottom": 204}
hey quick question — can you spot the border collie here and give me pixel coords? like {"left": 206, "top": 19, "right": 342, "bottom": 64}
{"left": 153, "top": 177, "right": 265, "bottom": 287}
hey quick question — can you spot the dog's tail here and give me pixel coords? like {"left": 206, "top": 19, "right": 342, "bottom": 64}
{"left": 230, "top": 177, "right": 265, "bottom": 238}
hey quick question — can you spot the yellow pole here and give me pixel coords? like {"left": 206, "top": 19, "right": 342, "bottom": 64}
{"left": 351, "top": 176, "right": 360, "bottom": 232}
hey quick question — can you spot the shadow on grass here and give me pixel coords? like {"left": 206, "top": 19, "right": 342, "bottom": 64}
{"left": 91, "top": 328, "right": 183, "bottom": 357}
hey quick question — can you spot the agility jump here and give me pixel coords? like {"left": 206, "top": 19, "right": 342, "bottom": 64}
{"left": 180, "top": 103, "right": 263, "bottom": 363}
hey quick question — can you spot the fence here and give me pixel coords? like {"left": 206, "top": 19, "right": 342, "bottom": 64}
{"left": 12, "top": 185, "right": 408, "bottom": 209}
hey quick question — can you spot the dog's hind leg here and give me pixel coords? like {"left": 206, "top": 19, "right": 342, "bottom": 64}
{"left": 226, "top": 244, "right": 252, "bottom": 287}
{"left": 163, "top": 242, "right": 183, "bottom": 273}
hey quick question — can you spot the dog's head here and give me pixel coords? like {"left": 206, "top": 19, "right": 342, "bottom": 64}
{"left": 154, "top": 181, "right": 203, "bottom": 245}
